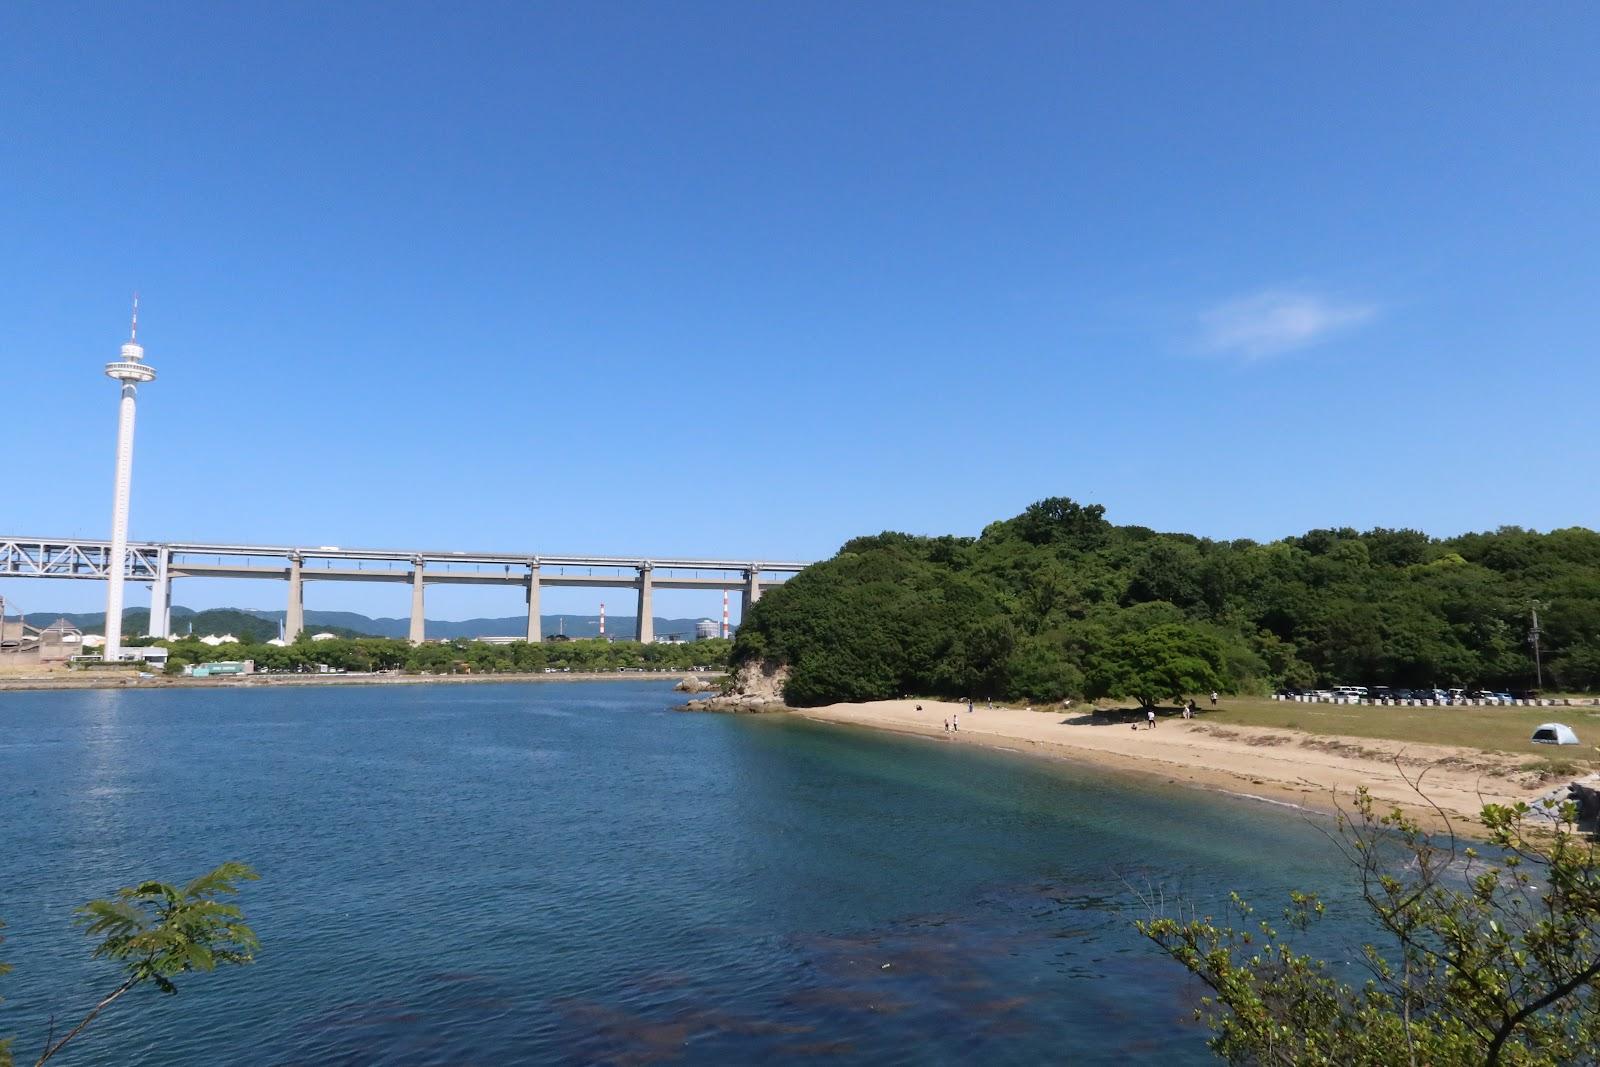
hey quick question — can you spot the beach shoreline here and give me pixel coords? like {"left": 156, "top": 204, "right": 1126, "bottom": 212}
{"left": 791, "top": 698, "right": 1553, "bottom": 834}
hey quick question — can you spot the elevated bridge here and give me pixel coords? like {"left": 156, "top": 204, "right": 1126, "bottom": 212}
{"left": 0, "top": 537, "right": 809, "bottom": 644}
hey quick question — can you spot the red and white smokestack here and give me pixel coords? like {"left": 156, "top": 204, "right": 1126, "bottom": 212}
{"left": 722, "top": 590, "right": 730, "bottom": 639}
{"left": 599, "top": 602, "right": 606, "bottom": 637}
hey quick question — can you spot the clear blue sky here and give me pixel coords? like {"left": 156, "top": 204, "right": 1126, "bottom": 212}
{"left": 4, "top": 3, "right": 1598, "bottom": 620}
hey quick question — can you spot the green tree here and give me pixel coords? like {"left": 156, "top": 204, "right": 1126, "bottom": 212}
{"left": 31, "top": 862, "right": 260, "bottom": 1065}
{"left": 1004, "top": 497, "right": 1110, "bottom": 549}
{"left": 1004, "top": 635, "right": 1083, "bottom": 702}
{"left": 1138, "top": 791, "right": 1600, "bottom": 1065}
{"left": 1126, "top": 540, "right": 1206, "bottom": 610}
{"left": 1084, "top": 623, "right": 1227, "bottom": 707}
{"left": 933, "top": 618, "right": 1016, "bottom": 698}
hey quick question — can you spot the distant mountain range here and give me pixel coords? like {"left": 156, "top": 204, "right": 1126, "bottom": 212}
{"left": 11, "top": 607, "right": 726, "bottom": 642}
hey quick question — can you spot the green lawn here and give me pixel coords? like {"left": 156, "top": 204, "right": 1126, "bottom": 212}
{"left": 1203, "top": 696, "right": 1600, "bottom": 766}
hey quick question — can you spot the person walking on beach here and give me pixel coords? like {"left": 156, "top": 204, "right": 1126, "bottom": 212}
{"left": 943, "top": 717, "right": 950, "bottom": 733}
{"left": 967, "top": 698, "right": 974, "bottom": 715}
{"left": 1146, "top": 707, "right": 1156, "bottom": 729}
{"left": 1210, "top": 690, "right": 1219, "bottom": 707}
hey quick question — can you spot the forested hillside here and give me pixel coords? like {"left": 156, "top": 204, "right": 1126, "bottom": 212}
{"left": 732, "top": 498, "right": 1600, "bottom": 707}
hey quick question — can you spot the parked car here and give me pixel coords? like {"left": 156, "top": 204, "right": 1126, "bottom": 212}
{"left": 1417, "top": 688, "right": 1448, "bottom": 702}
{"left": 1391, "top": 688, "right": 1416, "bottom": 701}
{"left": 1370, "top": 686, "right": 1394, "bottom": 701}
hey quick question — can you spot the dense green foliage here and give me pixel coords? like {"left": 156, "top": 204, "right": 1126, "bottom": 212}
{"left": 733, "top": 497, "right": 1600, "bottom": 707}
{"left": 157, "top": 635, "right": 731, "bottom": 676}
{"left": 1139, "top": 792, "right": 1600, "bottom": 1065}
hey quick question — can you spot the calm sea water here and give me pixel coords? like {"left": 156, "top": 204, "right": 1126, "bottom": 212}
{"left": 2, "top": 681, "right": 1364, "bottom": 1065}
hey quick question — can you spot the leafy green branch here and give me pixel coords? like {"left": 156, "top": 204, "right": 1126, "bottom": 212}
{"left": 5, "top": 862, "right": 260, "bottom": 1067}
{"left": 1136, "top": 773, "right": 1600, "bottom": 1065}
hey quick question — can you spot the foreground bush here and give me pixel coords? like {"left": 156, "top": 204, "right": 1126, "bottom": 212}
{"left": 1138, "top": 790, "right": 1600, "bottom": 1065}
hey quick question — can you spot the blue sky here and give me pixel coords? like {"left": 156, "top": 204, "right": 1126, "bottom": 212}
{"left": 3, "top": 3, "right": 1598, "bottom": 620}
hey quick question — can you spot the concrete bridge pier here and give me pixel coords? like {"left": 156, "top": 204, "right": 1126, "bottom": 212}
{"left": 525, "top": 563, "right": 541, "bottom": 643}
{"left": 148, "top": 546, "right": 172, "bottom": 639}
{"left": 409, "top": 558, "right": 426, "bottom": 645}
{"left": 636, "top": 563, "right": 653, "bottom": 644}
{"left": 285, "top": 553, "right": 304, "bottom": 642}
{"left": 741, "top": 567, "right": 763, "bottom": 621}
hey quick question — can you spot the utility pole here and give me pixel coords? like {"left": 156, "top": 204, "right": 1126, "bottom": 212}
{"left": 1529, "top": 604, "right": 1544, "bottom": 690}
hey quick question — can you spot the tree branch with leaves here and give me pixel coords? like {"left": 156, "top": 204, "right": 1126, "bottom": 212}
{"left": 13, "top": 862, "right": 261, "bottom": 1067}
{"left": 1137, "top": 780, "right": 1600, "bottom": 1065}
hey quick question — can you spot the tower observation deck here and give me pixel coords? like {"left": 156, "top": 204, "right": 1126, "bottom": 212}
{"left": 102, "top": 297, "right": 157, "bottom": 661}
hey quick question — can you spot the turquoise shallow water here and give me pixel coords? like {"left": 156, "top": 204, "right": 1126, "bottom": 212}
{"left": 2, "top": 681, "right": 1363, "bottom": 1064}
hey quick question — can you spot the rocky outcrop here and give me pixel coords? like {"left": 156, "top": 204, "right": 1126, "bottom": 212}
{"left": 673, "top": 674, "right": 718, "bottom": 694}
{"left": 730, "top": 659, "right": 789, "bottom": 701}
{"left": 677, "top": 658, "right": 790, "bottom": 713}
{"left": 680, "top": 694, "right": 787, "bottom": 713}
{"left": 1568, "top": 781, "right": 1600, "bottom": 824}
{"left": 1528, "top": 773, "right": 1600, "bottom": 828}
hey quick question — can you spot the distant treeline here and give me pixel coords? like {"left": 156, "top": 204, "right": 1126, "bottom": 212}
{"left": 731, "top": 498, "right": 1600, "bottom": 707}
{"left": 31, "top": 608, "right": 714, "bottom": 643}
{"left": 159, "top": 636, "right": 731, "bottom": 675}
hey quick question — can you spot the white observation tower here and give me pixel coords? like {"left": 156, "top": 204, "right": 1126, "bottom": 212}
{"left": 102, "top": 296, "right": 157, "bottom": 661}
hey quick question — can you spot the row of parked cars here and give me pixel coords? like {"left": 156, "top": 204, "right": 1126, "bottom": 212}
{"left": 1280, "top": 685, "right": 1537, "bottom": 704}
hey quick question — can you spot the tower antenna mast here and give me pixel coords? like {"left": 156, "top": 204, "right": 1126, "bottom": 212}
{"left": 102, "top": 295, "right": 158, "bottom": 661}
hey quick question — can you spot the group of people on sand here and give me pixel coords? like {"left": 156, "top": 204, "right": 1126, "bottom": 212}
{"left": 928, "top": 690, "right": 1220, "bottom": 734}
{"left": 916, "top": 698, "right": 975, "bottom": 734}
{"left": 1137, "top": 691, "right": 1219, "bottom": 730}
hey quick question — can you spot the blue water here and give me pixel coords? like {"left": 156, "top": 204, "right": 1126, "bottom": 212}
{"left": 2, "top": 682, "right": 1363, "bottom": 1064}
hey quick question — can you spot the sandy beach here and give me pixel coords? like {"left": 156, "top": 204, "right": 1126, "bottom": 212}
{"left": 795, "top": 699, "right": 1550, "bottom": 831}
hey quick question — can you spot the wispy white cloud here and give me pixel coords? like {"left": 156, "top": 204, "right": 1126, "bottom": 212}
{"left": 1198, "top": 290, "right": 1376, "bottom": 359}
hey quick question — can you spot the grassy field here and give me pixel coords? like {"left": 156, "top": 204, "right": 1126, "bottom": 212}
{"left": 1203, "top": 696, "right": 1600, "bottom": 768}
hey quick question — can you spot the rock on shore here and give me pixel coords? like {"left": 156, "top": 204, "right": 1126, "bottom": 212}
{"left": 677, "top": 658, "right": 790, "bottom": 713}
